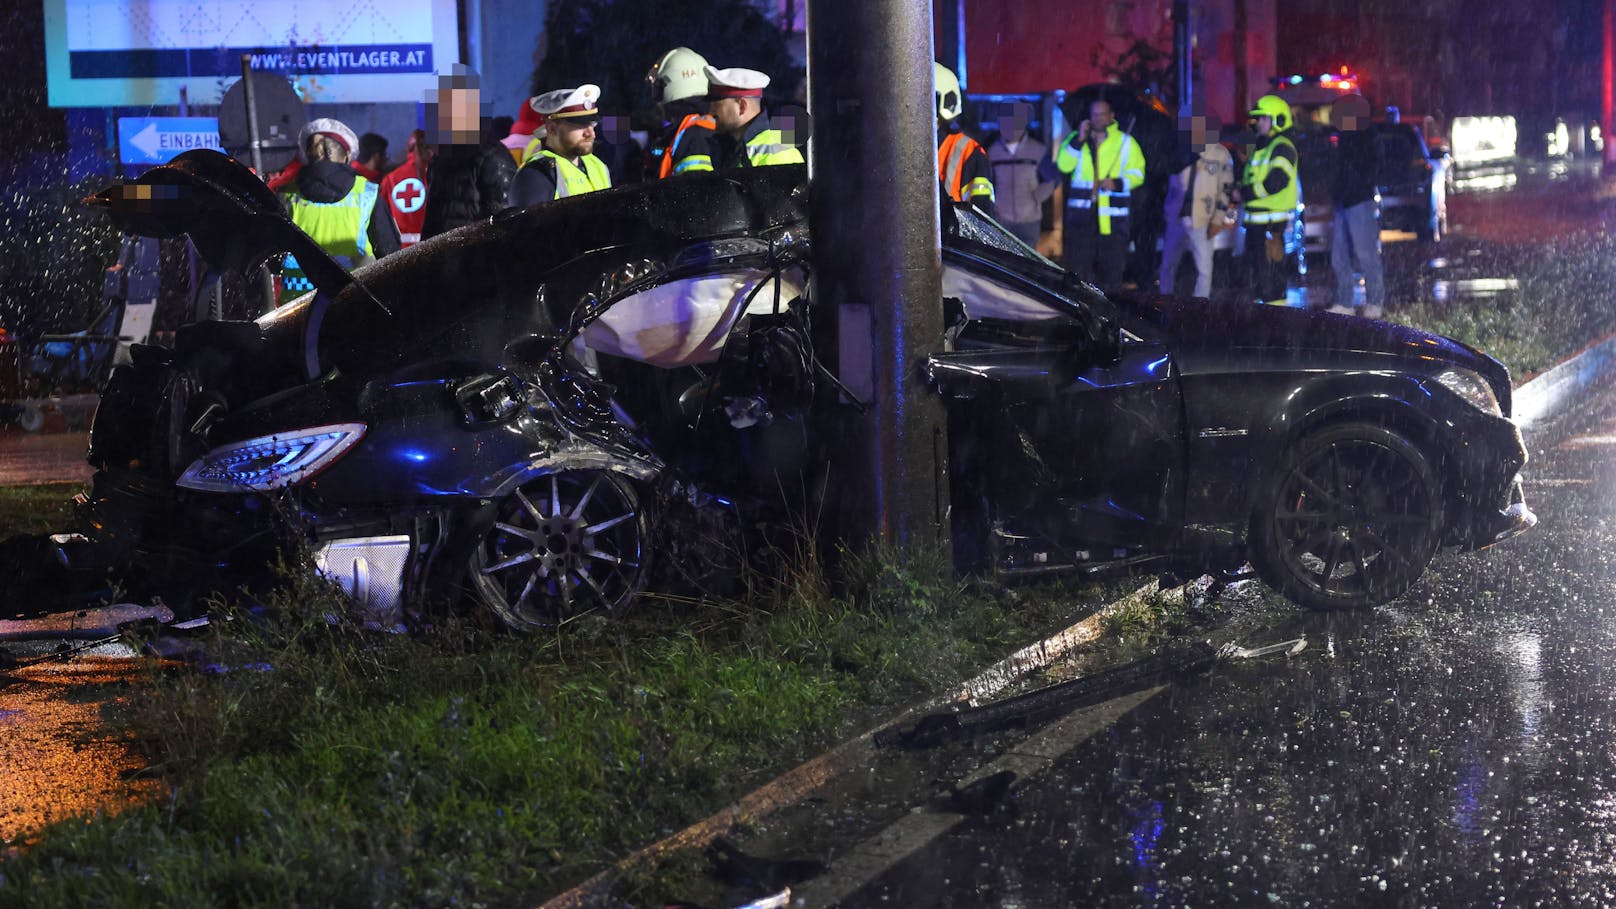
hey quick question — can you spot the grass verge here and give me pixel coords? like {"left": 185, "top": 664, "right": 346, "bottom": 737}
{"left": 0, "top": 482, "right": 81, "bottom": 538}
{"left": 0, "top": 545, "right": 1111, "bottom": 908}
{"left": 1395, "top": 231, "right": 1616, "bottom": 380}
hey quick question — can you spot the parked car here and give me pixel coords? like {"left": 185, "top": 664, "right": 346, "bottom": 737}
{"left": 1376, "top": 121, "right": 1450, "bottom": 241}
{"left": 3, "top": 149, "right": 1533, "bottom": 627}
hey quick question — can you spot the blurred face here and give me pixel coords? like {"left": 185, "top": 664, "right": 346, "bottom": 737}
{"left": 546, "top": 117, "right": 598, "bottom": 158}
{"left": 1334, "top": 95, "right": 1371, "bottom": 132}
{"left": 1255, "top": 114, "right": 1274, "bottom": 137}
{"left": 997, "top": 102, "right": 1031, "bottom": 142}
{"left": 1179, "top": 113, "right": 1222, "bottom": 150}
{"left": 1089, "top": 101, "right": 1114, "bottom": 132}
{"left": 435, "top": 87, "right": 482, "bottom": 145}
{"left": 710, "top": 96, "right": 756, "bottom": 133}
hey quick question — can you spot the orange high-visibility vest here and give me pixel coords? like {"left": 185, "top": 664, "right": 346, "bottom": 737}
{"left": 938, "top": 133, "right": 985, "bottom": 203}
{"left": 660, "top": 113, "right": 717, "bottom": 179}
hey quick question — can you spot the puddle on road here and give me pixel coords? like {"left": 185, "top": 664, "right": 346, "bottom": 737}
{"left": 0, "top": 656, "right": 159, "bottom": 846}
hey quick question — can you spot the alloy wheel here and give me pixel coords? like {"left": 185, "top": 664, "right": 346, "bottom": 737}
{"left": 470, "top": 470, "right": 649, "bottom": 630}
{"left": 1254, "top": 423, "right": 1443, "bottom": 610}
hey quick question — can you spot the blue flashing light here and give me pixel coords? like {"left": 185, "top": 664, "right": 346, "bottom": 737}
{"left": 400, "top": 448, "right": 430, "bottom": 463}
{"left": 1290, "top": 75, "right": 1304, "bottom": 84}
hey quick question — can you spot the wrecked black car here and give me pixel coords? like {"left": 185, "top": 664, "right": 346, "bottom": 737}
{"left": 13, "top": 148, "right": 1532, "bottom": 628}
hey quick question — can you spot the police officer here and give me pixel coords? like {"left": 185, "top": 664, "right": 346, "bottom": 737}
{"left": 280, "top": 117, "right": 400, "bottom": 296}
{"left": 677, "top": 66, "right": 805, "bottom": 171}
{"left": 934, "top": 62, "right": 995, "bottom": 216}
{"left": 1052, "top": 99, "right": 1145, "bottom": 291}
{"left": 511, "top": 85, "right": 613, "bottom": 206}
{"left": 1235, "top": 94, "right": 1300, "bottom": 306}
{"left": 647, "top": 47, "right": 718, "bottom": 179}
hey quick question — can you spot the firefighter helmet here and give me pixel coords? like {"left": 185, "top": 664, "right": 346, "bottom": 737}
{"left": 647, "top": 47, "right": 710, "bottom": 106}
{"left": 1248, "top": 94, "right": 1293, "bottom": 132}
{"left": 934, "top": 62, "right": 963, "bottom": 122}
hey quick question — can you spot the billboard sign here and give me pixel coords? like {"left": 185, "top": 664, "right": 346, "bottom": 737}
{"left": 44, "top": 0, "right": 459, "bottom": 107}
{"left": 117, "top": 117, "right": 222, "bottom": 165}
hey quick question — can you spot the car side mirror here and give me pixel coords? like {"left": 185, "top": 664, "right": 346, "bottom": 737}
{"left": 504, "top": 332, "right": 564, "bottom": 368}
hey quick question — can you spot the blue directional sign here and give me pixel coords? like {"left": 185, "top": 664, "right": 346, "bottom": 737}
{"left": 117, "top": 117, "right": 222, "bottom": 165}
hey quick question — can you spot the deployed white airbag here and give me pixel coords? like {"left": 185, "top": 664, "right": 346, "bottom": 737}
{"left": 583, "top": 269, "right": 804, "bottom": 367}
{"left": 942, "top": 265, "right": 1064, "bottom": 322}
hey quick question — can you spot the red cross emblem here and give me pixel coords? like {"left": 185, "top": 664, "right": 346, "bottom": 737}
{"left": 391, "top": 177, "right": 426, "bottom": 213}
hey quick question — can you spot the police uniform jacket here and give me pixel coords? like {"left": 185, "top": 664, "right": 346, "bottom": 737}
{"left": 679, "top": 111, "right": 804, "bottom": 171}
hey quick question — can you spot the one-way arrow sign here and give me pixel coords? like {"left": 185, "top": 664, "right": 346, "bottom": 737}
{"left": 118, "top": 117, "right": 222, "bottom": 166}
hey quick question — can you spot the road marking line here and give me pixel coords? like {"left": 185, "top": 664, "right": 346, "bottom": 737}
{"left": 536, "top": 583, "right": 1161, "bottom": 909}
{"left": 793, "top": 686, "right": 1166, "bottom": 908}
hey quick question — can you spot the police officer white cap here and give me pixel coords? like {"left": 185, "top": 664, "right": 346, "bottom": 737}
{"left": 532, "top": 84, "right": 602, "bottom": 121}
{"left": 704, "top": 67, "right": 770, "bottom": 99}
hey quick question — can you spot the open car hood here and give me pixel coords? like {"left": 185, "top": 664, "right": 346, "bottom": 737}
{"left": 87, "top": 149, "right": 353, "bottom": 297}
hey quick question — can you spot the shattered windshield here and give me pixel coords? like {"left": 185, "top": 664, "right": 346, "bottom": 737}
{"left": 949, "top": 203, "right": 1059, "bottom": 268}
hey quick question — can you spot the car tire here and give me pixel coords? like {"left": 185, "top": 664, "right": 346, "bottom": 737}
{"left": 1250, "top": 421, "right": 1444, "bottom": 610}
{"left": 468, "top": 470, "right": 651, "bottom": 631}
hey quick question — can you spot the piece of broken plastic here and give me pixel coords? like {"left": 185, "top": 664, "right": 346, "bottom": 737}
{"left": 1219, "top": 637, "right": 1308, "bottom": 660}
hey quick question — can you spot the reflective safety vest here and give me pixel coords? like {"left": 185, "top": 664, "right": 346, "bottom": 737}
{"left": 281, "top": 177, "right": 379, "bottom": 295}
{"left": 742, "top": 128, "right": 804, "bottom": 167}
{"left": 660, "top": 113, "right": 717, "bottom": 178}
{"left": 526, "top": 149, "right": 612, "bottom": 199}
{"left": 1242, "top": 134, "right": 1299, "bottom": 226}
{"left": 1054, "top": 124, "right": 1145, "bottom": 236}
{"left": 937, "top": 133, "right": 995, "bottom": 205}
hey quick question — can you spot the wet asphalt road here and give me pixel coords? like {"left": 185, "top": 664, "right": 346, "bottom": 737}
{"left": 827, "top": 385, "right": 1616, "bottom": 906}
{"left": 0, "top": 428, "right": 91, "bottom": 486}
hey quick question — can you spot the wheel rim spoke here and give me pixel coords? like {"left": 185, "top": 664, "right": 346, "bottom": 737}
{"left": 516, "top": 488, "right": 547, "bottom": 523}
{"left": 1328, "top": 444, "right": 1349, "bottom": 500}
{"left": 584, "top": 547, "right": 637, "bottom": 569}
{"left": 578, "top": 567, "right": 609, "bottom": 601}
{"left": 570, "top": 475, "right": 602, "bottom": 521}
{"left": 1289, "top": 529, "right": 1334, "bottom": 561}
{"left": 557, "top": 567, "right": 573, "bottom": 613}
{"left": 588, "top": 512, "right": 636, "bottom": 534}
{"left": 1320, "top": 536, "right": 1344, "bottom": 582}
{"left": 1292, "top": 467, "right": 1343, "bottom": 508}
{"left": 512, "top": 571, "right": 540, "bottom": 614}
{"left": 1362, "top": 528, "right": 1414, "bottom": 569}
{"left": 483, "top": 550, "right": 538, "bottom": 574}
{"left": 550, "top": 474, "right": 562, "bottom": 523}
{"left": 1346, "top": 537, "right": 1373, "bottom": 593}
{"left": 494, "top": 521, "right": 532, "bottom": 538}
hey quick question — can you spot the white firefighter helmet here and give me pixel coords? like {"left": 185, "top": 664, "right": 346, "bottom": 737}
{"left": 934, "top": 62, "right": 963, "bottom": 121}
{"left": 648, "top": 47, "right": 710, "bottom": 106}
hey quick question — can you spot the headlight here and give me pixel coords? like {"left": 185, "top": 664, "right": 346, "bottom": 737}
{"left": 1434, "top": 368, "right": 1502, "bottom": 417}
{"left": 176, "top": 423, "right": 367, "bottom": 492}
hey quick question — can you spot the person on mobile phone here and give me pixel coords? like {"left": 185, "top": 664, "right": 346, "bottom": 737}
{"left": 1048, "top": 99, "right": 1145, "bottom": 292}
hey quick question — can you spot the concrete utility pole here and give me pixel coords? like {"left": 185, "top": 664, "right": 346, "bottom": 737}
{"left": 1173, "top": 0, "right": 1193, "bottom": 119}
{"left": 807, "top": 0, "right": 950, "bottom": 553}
